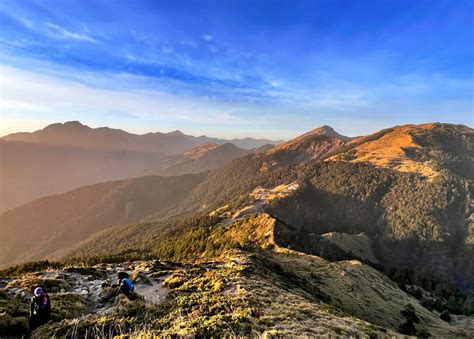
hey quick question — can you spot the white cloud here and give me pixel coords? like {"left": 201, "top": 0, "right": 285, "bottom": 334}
{"left": 46, "top": 23, "right": 97, "bottom": 43}
{"left": 1, "top": 56, "right": 471, "bottom": 140}
{"left": 201, "top": 35, "right": 213, "bottom": 41}
{"left": 2, "top": 9, "right": 97, "bottom": 43}
{"left": 16, "top": 16, "right": 35, "bottom": 30}
{"left": 0, "top": 65, "right": 268, "bottom": 135}
{"left": 0, "top": 64, "right": 313, "bottom": 139}
{"left": 126, "top": 55, "right": 159, "bottom": 64}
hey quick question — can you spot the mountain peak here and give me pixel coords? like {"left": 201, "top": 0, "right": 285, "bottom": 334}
{"left": 44, "top": 121, "right": 89, "bottom": 131}
{"left": 329, "top": 122, "right": 473, "bottom": 178}
{"left": 64, "top": 120, "right": 85, "bottom": 127}
{"left": 302, "top": 125, "right": 351, "bottom": 142}
{"left": 167, "top": 130, "right": 185, "bottom": 136}
{"left": 317, "top": 125, "right": 337, "bottom": 134}
{"left": 266, "top": 125, "right": 348, "bottom": 164}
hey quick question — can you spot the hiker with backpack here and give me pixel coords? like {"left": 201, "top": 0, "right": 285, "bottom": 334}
{"left": 29, "top": 287, "right": 51, "bottom": 330}
{"left": 100, "top": 271, "right": 136, "bottom": 303}
{"left": 117, "top": 271, "right": 134, "bottom": 296}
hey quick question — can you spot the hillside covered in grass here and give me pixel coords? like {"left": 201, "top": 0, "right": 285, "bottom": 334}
{"left": 2, "top": 248, "right": 473, "bottom": 338}
{"left": 1, "top": 123, "right": 473, "bottom": 336}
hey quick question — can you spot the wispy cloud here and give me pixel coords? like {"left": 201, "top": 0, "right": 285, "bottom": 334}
{"left": 1, "top": 7, "right": 98, "bottom": 44}
{"left": 0, "top": 0, "right": 471, "bottom": 138}
{"left": 46, "top": 23, "right": 97, "bottom": 43}
{"left": 201, "top": 35, "right": 213, "bottom": 41}
{"left": 0, "top": 65, "right": 267, "bottom": 136}
{"left": 15, "top": 16, "right": 35, "bottom": 31}
{"left": 1, "top": 61, "right": 471, "bottom": 140}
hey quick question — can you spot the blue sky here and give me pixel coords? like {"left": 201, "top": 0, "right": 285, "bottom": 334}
{"left": 0, "top": 0, "right": 472, "bottom": 139}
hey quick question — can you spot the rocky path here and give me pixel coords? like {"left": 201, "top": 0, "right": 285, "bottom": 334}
{"left": 217, "top": 182, "right": 299, "bottom": 226}
{"left": 4, "top": 262, "right": 171, "bottom": 317}
{"left": 136, "top": 275, "right": 170, "bottom": 306}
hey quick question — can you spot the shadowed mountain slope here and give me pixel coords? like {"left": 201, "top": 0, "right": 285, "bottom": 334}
{"left": 2, "top": 123, "right": 472, "bottom": 297}
{"left": 166, "top": 126, "right": 351, "bottom": 214}
{"left": 0, "top": 173, "right": 207, "bottom": 268}
{"left": 62, "top": 124, "right": 473, "bottom": 295}
{"left": 64, "top": 160, "right": 472, "bottom": 289}
{"left": 1, "top": 122, "right": 473, "bottom": 336}
{"left": 0, "top": 140, "right": 167, "bottom": 212}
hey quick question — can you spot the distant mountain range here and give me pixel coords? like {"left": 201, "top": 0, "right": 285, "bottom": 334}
{"left": 1, "top": 121, "right": 473, "bottom": 336}
{"left": 2, "top": 122, "right": 472, "bottom": 271}
{"left": 147, "top": 142, "right": 259, "bottom": 176}
{"left": 2, "top": 121, "right": 281, "bottom": 154}
{"left": 0, "top": 121, "right": 280, "bottom": 212}
{"left": 56, "top": 122, "right": 472, "bottom": 294}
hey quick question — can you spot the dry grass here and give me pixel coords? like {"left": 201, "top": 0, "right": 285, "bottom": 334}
{"left": 250, "top": 182, "right": 299, "bottom": 202}
{"left": 2, "top": 250, "right": 473, "bottom": 337}
{"left": 223, "top": 214, "right": 277, "bottom": 250}
{"left": 321, "top": 232, "right": 379, "bottom": 264}
{"left": 328, "top": 124, "right": 439, "bottom": 178}
{"left": 264, "top": 250, "right": 472, "bottom": 337}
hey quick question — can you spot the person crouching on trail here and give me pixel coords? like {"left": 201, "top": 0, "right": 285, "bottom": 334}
{"left": 117, "top": 271, "right": 134, "bottom": 296}
{"left": 101, "top": 272, "right": 135, "bottom": 303}
{"left": 29, "top": 287, "right": 51, "bottom": 330}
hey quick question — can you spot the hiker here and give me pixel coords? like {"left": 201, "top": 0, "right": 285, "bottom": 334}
{"left": 29, "top": 287, "right": 51, "bottom": 331}
{"left": 117, "top": 271, "right": 134, "bottom": 297}
{"left": 101, "top": 272, "right": 135, "bottom": 302}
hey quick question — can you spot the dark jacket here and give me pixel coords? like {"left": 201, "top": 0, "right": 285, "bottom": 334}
{"left": 30, "top": 294, "right": 51, "bottom": 318}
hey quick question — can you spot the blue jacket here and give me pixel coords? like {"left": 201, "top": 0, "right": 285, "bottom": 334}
{"left": 120, "top": 277, "right": 134, "bottom": 294}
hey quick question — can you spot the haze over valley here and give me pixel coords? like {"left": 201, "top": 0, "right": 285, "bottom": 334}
{"left": 1, "top": 120, "right": 473, "bottom": 337}
{"left": 0, "top": 0, "right": 473, "bottom": 337}
{"left": 0, "top": 121, "right": 278, "bottom": 212}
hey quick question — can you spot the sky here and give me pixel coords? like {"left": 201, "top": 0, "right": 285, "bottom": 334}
{"left": 0, "top": 0, "right": 472, "bottom": 139}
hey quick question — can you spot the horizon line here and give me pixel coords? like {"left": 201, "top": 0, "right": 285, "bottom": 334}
{"left": 1, "top": 119, "right": 472, "bottom": 141}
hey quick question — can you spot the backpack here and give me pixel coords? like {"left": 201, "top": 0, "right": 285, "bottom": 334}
{"left": 122, "top": 278, "right": 134, "bottom": 293}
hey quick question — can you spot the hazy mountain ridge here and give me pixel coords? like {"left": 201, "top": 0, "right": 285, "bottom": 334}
{"left": 1, "top": 122, "right": 473, "bottom": 337}
{"left": 1, "top": 123, "right": 354, "bottom": 266}
{"left": 0, "top": 125, "right": 272, "bottom": 212}
{"left": 0, "top": 140, "right": 169, "bottom": 212}
{"left": 147, "top": 142, "right": 253, "bottom": 176}
{"left": 0, "top": 173, "right": 207, "bottom": 267}
{"left": 57, "top": 123, "right": 473, "bottom": 293}
{"left": 2, "top": 123, "right": 472, "bottom": 276}
{"left": 2, "top": 121, "right": 281, "bottom": 155}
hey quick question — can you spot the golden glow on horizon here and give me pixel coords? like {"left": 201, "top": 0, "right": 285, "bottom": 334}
{"left": 0, "top": 118, "right": 51, "bottom": 137}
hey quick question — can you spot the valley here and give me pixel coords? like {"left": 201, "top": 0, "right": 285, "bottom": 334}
{"left": 0, "top": 122, "right": 473, "bottom": 337}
